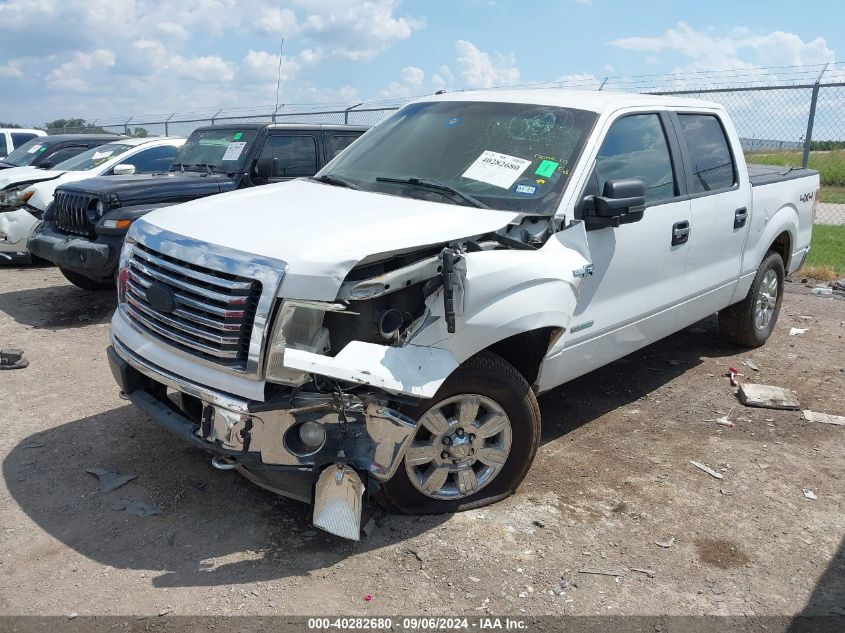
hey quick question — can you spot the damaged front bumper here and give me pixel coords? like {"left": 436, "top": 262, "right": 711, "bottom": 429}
{"left": 108, "top": 334, "right": 419, "bottom": 521}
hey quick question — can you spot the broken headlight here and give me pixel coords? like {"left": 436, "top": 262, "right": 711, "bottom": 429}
{"left": 265, "top": 300, "right": 341, "bottom": 385}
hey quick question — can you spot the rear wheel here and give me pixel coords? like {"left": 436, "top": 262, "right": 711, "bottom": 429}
{"left": 719, "top": 251, "right": 784, "bottom": 347}
{"left": 380, "top": 351, "right": 541, "bottom": 514}
{"left": 59, "top": 267, "right": 115, "bottom": 291}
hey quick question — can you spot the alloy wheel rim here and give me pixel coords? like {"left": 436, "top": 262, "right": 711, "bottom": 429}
{"left": 754, "top": 269, "right": 779, "bottom": 330}
{"left": 404, "top": 394, "right": 512, "bottom": 500}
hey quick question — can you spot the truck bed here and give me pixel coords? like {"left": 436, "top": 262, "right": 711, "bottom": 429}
{"left": 747, "top": 163, "right": 819, "bottom": 187}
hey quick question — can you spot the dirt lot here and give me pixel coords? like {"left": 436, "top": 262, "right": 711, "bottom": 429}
{"left": 0, "top": 264, "right": 843, "bottom": 618}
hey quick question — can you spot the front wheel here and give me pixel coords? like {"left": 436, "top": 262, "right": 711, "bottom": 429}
{"left": 380, "top": 351, "right": 541, "bottom": 514}
{"left": 718, "top": 251, "right": 784, "bottom": 347}
{"left": 59, "top": 267, "right": 115, "bottom": 291}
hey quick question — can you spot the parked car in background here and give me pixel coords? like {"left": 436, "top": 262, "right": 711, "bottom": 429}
{"left": 0, "top": 135, "right": 127, "bottom": 212}
{"left": 0, "top": 128, "right": 46, "bottom": 160}
{"left": 29, "top": 123, "right": 367, "bottom": 288}
{"left": 1, "top": 137, "right": 184, "bottom": 264}
{"left": 0, "top": 134, "right": 122, "bottom": 170}
{"left": 108, "top": 89, "right": 818, "bottom": 540}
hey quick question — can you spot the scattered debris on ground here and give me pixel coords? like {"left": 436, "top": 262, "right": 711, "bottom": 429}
{"left": 690, "top": 461, "right": 724, "bottom": 479}
{"left": 789, "top": 327, "right": 809, "bottom": 336}
{"left": 0, "top": 348, "right": 28, "bottom": 370}
{"left": 738, "top": 383, "right": 800, "bottom": 410}
{"left": 803, "top": 410, "right": 845, "bottom": 426}
{"left": 86, "top": 467, "right": 139, "bottom": 494}
{"left": 742, "top": 359, "right": 760, "bottom": 372}
{"left": 655, "top": 537, "right": 676, "bottom": 549}
{"left": 111, "top": 498, "right": 162, "bottom": 517}
{"left": 579, "top": 568, "right": 626, "bottom": 577}
{"left": 803, "top": 489, "right": 818, "bottom": 501}
{"left": 725, "top": 367, "right": 741, "bottom": 386}
{"left": 812, "top": 287, "right": 833, "bottom": 296}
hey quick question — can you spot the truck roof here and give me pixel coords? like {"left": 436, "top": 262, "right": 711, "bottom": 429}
{"left": 39, "top": 134, "right": 125, "bottom": 143}
{"left": 193, "top": 122, "right": 370, "bottom": 132}
{"left": 416, "top": 88, "right": 725, "bottom": 114}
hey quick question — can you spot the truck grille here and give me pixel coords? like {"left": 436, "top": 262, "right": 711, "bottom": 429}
{"left": 124, "top": 242, "right": 262, "bottom": 368}
{"left": 54, "top": 191, "right": 98, "bottom": 238}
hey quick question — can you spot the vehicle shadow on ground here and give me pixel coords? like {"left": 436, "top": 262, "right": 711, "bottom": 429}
{"left": 788, "top": 536, "right": 845, "bottom": 623}
{"left": 0, "top": 283, "right": 116, "bottom": 329}
{"left": 4, "top": 315, "right": 743, "bottom": 589}
{"left": 3, "top": 404, "right": 448, "bottom": 589}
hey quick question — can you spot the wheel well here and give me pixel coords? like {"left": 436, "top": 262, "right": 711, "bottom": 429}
{"left": 769, "top": 231, "right": 791, "bottom": 269}
{"left": 486, "top": 327, "right": 560, "bottom": 386}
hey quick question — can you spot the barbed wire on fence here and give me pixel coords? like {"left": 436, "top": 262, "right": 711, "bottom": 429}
{"left": 40, "top": 62, "right": 844, "bottom": 268}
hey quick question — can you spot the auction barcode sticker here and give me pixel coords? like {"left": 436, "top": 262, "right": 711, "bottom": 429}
{"left": 462, "top": 150, "right": 532, "bottom": 189}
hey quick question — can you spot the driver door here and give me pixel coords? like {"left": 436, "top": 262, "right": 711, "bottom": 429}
{"left": 253, "top": 133, "right": 320, "bottom": 184}
{"left": 548, "top": 111, "right": 692, "bottom": 384}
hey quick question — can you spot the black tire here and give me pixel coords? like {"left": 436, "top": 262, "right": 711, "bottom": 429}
{"left": 380, "top": 351, "right": 541, "bottom": 515}
{"left": 59, "top": 267, "right": 115, "bottom": 291}
{"left": 719, "top": 251, "right": 785, "bottom": 347}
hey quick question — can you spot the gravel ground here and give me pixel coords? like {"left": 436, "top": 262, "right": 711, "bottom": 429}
{"left": 0, "top": 264, "right": 843, "bottom": 618}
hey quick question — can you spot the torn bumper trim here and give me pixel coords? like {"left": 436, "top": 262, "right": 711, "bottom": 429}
{"left": 283, "top": 340, "right": 459, "bottom": 399}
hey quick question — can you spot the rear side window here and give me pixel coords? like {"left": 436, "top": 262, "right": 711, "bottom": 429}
{"left": 42, "top": 145, "right": 88, "bottom": 165}
{"left": 326, "top": 134, "right": 361, "bottom": 159}
{"left": 259, "top": 135, "right": 318, "bottom": 177}
{"left": 596, "top": 114, "right": 676, "bottom": 204}
{"left": 118, "top": 145, "right": 179, "bottom": 173}
{"left": 678, "top": 114, "right": 736, "bottom": 193}
{"left": 11, "top": 132, "right": 39, "bottom": 148}
{"left": 0, "top": 135, "right": 7, "bottom": 156}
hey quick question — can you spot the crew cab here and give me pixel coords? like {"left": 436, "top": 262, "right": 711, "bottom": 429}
{"left": 28, "top": 123, "right": 367, "bottom": 288}
{"left": 107, "top": 90, "right": 818, "bottom": 540}
{"left": 2, "top": 137, "right": 183, "bottom": 264}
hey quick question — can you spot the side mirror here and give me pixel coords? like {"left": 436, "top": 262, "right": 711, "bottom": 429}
{"left": 585, "top": 179, "right": 646, "bottom": 228}
{"left": 39, "top": 160, "right": 54, "bottom": 169}
{"left": 254, "top": 157, "right": 276, "bottom": 180}
{"left": 113, "top": 163, "right": 136, "bottom": 176}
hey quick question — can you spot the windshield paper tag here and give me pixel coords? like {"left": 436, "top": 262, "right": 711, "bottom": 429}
{"left": 462, "top": 150, "right": 532, "bottom": 189}
{"left": 92, "top": 150, "right": 113, "bottom": 160}
{"left": 27, "top": 144, "right": 43, "bottom": 154}
{"left": 222, "top": 141, "right": 246, "bottom": 161}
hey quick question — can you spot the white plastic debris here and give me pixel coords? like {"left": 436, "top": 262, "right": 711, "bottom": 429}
{"left": 802, "top": 488, "right": 817, "bottom": 500}
{"left": 803, "top": 410, "right": 845, "bottom": 426}
{"left": 789, "top": 327, "right": 808, "bottom": 336}
{"left": 690, "top": 460, "right": 724, "bottom": 479}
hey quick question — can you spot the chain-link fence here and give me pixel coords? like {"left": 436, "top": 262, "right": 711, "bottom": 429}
{"left": 44, "top": 65, "right": 845, "bottom": 274}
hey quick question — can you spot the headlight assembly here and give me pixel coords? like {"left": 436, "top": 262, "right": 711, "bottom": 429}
{"left": 265, "top": 300, "right": 345, "bottom": 385}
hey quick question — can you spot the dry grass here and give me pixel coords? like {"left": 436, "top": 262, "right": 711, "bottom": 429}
{"left": 797, "top": 264, "right": 839, "bottom": 282}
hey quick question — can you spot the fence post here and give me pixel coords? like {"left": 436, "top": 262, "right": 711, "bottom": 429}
{"left": 801, "top": 63, "right": 828, "bottom": 168}
{"left": 272, "top": 104, "right": 285, "bottom": 123}
{"left": 124, "top": 117, "right": 133, "bottom": 135}
{"left": 597, "top": 77, "right": 609, "bottom": 91}
{"left": 344, "top": 103, "right": 363, "bottom": 124}
{"left": 211, "top": 109, "right": 222, "bottom": 126}
{"left": 165, "top": 113, "right": 175, "bottom": 136}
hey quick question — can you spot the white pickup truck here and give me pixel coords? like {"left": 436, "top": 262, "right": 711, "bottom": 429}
{"left": 107, "top": 89, "right": 818, "bottom": 539}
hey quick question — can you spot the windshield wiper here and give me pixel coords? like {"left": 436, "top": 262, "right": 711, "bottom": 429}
{"left": 188, "top": 163, "right": 216, "bottom": 175}
{"left": 170, "top": 162, "right": 186, "bottom": 173}
{"left": 313, "top": 174, "right": 363, "bottom": 190}
{"left": 375, "top": 177, "right": 489, "bottom": 209}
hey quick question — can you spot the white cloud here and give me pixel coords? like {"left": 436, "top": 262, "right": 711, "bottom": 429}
{"left": 45, "top": 48, "right": 115, "bottom": 92}
{"left": 431, "top": 65, "right": 454, "bottom": 90}
{"left": 380, "top": 66, "right": 425, "bottom": 98}
{"left": 0, "top": 59, "right": 23, "bottom": 78}
{"left": 455, "top": 39, "right": 520, "bottom": 88}
{"left": 610, "top": 22, "right": 835, "bottom": 72}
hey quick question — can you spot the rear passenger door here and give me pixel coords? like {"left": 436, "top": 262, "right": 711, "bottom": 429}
{"left": 566, "top": 111, "right": 691, "bottom": 347}
{"left": 255, "top": 133, "right": 320, "bottom": 183}
{"left": 674, "top": 112, "right": 752, "bottom": 311}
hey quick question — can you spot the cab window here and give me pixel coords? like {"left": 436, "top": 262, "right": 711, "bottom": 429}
{"left": 596, "top": 114, "right": 677, "bottom": 205}
{"left": 258, "top": 135, "right": 318, "bottom": 178}
{"left": 677, "top": 114, "right": 736, "bottom": 193}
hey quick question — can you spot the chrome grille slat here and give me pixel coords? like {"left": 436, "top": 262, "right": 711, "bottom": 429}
{"left": 131, "top": 247, "right": 253, "bottom": 292}
{"left": 123, "top": 243, "right": 261, "bottom": 368}
{"left": 127, "top": 285, "right": 244, "bottom": 336}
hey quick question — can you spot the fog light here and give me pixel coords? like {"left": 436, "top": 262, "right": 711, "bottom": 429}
{"left": 299, "top": 421, "right": 326, "bottom": 449}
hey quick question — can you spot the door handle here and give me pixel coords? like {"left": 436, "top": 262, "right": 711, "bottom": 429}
{"left": 734, "top": 207, "right": 748, "bottom": 229}
{"left": 672, "top": 220, "right": 690, "bottom": 246}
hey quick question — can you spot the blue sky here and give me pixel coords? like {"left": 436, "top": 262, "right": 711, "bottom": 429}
{"left": 0, "top": 0, "right": 842, "bottom": 125}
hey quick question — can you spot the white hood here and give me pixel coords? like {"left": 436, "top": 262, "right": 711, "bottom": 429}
{"left": 0, "top": 166, "right": 64, "bottom": 191}
{"left": 140, "top": 179, "right": 518, "bottom": 299}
